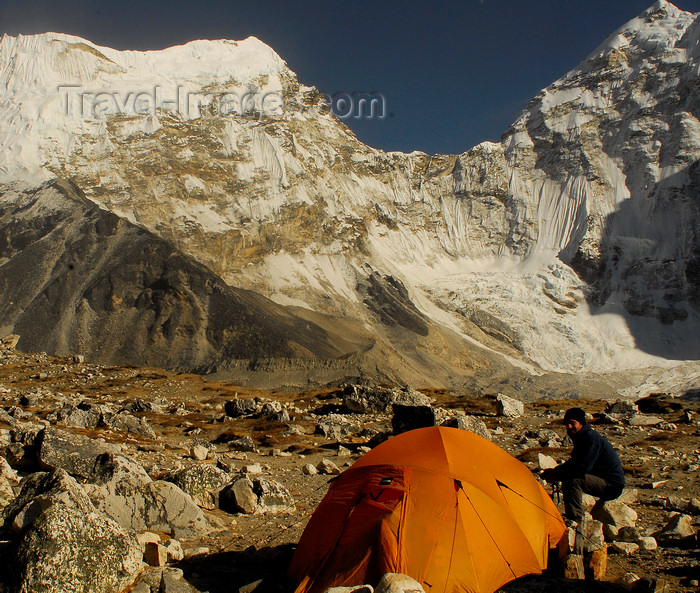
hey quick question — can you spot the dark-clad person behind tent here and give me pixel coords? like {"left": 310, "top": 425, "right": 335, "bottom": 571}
{"left": 541, "top": 407, "right": 625, "bottom": 524}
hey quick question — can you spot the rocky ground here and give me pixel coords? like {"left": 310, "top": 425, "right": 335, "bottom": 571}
{"left": 0, "top": 335, "right": 698, "bottom": 593}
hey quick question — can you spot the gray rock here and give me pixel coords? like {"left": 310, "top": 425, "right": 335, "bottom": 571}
{"left": 19, "top": 393, "right": 40, "bottom": 407}
{"left": 38, "top": 426, "right": 121, "bottom": 480}
{"left": 391, "top": 404, "right": 436, "bottom": 435}
{"left": 53, "top": 402, "right": 156, "bottom": 439}
{"left": 1, "top": 334, "right": 20, "bottom": 349}
{"left": 2, "top": 469, "right": 141, "bottom": 593}
{"left": 317, "top": 459, "right": 341, "bottom": 475}
{"left": 582, "top": 519, "right": 605, "bottom": 552}
{"left": 657, "top": 422, "right": 677, "bottom": 431}
{"left": 145, "top": 541, "right": 169, "bottom": 567}
{"left": 159, "top": 569, "right": 200, "bottom": 593}
{"left": 136, "top": 531, "right": 161, "bottom": 551}
{"left": 443, "top": 415, "right": 491, "bottom": 440}
{"left": 7, "top": 406, "right": 32, "bottom": 420}
{"left": 221, "top": 477, "right": 258, "bottom": 514}
{"left": 191, "top": 444, "right": 208, "bottom": 461}
{"left": 342, "top": 384, "right": 397, "bottom": 414}
{"left": 606, "top": 400, "right": 638, "bottom": 415}
{"left": 166, "top": 463, "right": 231, "bottom": 509}
{"left": 261, "top": 401, "right": 281, "bottom": 414}
{"left": 665, "top": 494, "right": 691, "bottom": 512}
{"left": 689, "top": 498, "right": 700, "bottom": 514}
{"left": 610, "top": 541, "right": 639, "bottom": 555}
{"left": 122, "top": 399, "right": 156, "bottom": 413}
{"left": 255, "top": 478, "right": 294, "bottom": 511}
{"left": 56, "top": 403, "right": 101, "bottom": 429}
{"left": 302, "top": 463, "right": 318, "bottom": 476}
{"left": 337, "top": 446, "right": 352, "bottom": 457}
{"left": 496, "top": 394, "right": 524, "bottom": 418}
{"left": 86, "top": 453, "right": 209, "bottom": 537}
{"left": 224, "top": 398, "right": 260, "bottom": 418}
{"left": 537, "top": 453, "right": 558, "bottom": 470}
{"left": 269, "top": 409, "right": 291, "bottom": 422}
{"left": 617, "top": 488, "right": 638, "bottom": 505}
{"left": 227, "top": 436, "right": 257, "bottom": 452}
{"left": 627, "top": 414, "right": 663, "bottom": 426}
{"left": 101, "top": 411, "right": 157, "bottom": 439}
{"left": 535, "top": 428, "right": 562, "bottom": 447}
{"left": 4, "top": 442, "right": 35, "bottom": 472}
{"left": 315, "top": 422, "right": 348, "bottom": 440}
{"left": 581, "top": 493, "right": 597, "bottom": 510}
{"left": 10, "top": 423, "right": 44, "bottom": 447}
{"left": 392, "top": 388, "right": 433, "bottom": 408}
{"left": 591, "top": 500, "right": 637, "bottom": 529}
{"left": 638, "top": 536, "right": 658, "bottom": 551}
{"left": 0, "top": 456, "right": 19, "bottom": 507}
{"left": 657, "top": 514, "right": 696, "bottom": 540}
{"left": 220, "top": 476, "right": 294, "bottom": 515}
{"left": 603, "top": 523, "right": 619, "bottom": 542}
{"left": 616, "top": 526, "right": 641, "bottom": 543}
{"left": 164, "top": 538, "right": 184, "bottom": 563}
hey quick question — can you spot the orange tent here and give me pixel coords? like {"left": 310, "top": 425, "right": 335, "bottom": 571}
{"left": 289, "top": 426, "right": 566, "bottom": 593}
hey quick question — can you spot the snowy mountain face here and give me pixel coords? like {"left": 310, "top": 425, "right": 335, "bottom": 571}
{"left": 0, "top": 1, "right": 699, "bottom": 390}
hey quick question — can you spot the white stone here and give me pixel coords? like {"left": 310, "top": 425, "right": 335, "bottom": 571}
{"left": 537, "top": 453, "right": 558, "bottom": 470}
{"left": 191, "top": 445, "right": 208, "bottom": 461}
{"left": 496, "top": 394, "right": 524, "bottom": 418}
{"left": 302, "top": 464, "right": 318, "bottom": 476}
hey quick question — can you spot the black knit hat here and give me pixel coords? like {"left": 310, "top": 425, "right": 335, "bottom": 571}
{"left": 563, "top": 407, "right": 587, "bottom": 425}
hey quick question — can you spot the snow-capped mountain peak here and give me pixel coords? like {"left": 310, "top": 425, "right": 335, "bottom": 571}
{"left": 0, "top": 4, "right": 698, "bottom": 390}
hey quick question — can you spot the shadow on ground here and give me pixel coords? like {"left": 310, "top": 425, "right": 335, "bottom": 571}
{"left": 178, "top": 544, "right": 296, "bottom": 593}
{"left": 178, "top": 544, "right": 642, "bottom": 593}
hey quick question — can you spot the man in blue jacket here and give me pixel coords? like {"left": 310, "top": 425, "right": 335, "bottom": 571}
{"left": 542, "top": 407, "right": 625, "bottom": 523}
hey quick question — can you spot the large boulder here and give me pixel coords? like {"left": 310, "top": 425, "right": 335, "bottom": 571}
{"left": 100, "top": 411, "right": 157, "bottom": 439}
{"left": 606, "top": 400, "right": 638, "bottom": 415}
{"left": 442, "top": 415, "right": 491, "bottom": 440}
{"left": 224, "top": 398, "right": 261, "bottom": 418}
{"left": 37, "top": 427, "right": 121, "bottom": 480}
{"left": 166, "top": 463, "right": 232, "bottom": 509}
{"left": 2, "top": 469, "right": 141, "bottom": 593}
{"left": 85, "top": 453, "right": 209, "bottom": 537}
{"left": 591, "top": 500, "right": 638, "bottom": 529}
{"left": 315, "top": 414, "right": 361, "bottom": 440}
{"left": 220, "top": 476, "right": 294, "bottom": 515}
{"left": 343, "top": 385, "right": 397, "bottom": 414}
{"left": 343, "top": 386, "right": 432, "bottom": 415}
{"left": 627, "top": 414, "right": 663, "bottom": 426}
{"left": 496, "top": 394, "right": 524, "bottom": 418}
{"left": 55, "top": 402, "right": 157, "bottom": 439}
{"left": 391, "top": 404, "right": 436, "bottom": 435}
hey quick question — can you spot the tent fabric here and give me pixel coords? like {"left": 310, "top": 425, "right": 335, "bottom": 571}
{"left": 288, "top": 426, "right": 566, "bottom": 593}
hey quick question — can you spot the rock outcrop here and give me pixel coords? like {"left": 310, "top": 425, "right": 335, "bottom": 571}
{"left": 2, "top": 469, "right": 142, "bottom": 593}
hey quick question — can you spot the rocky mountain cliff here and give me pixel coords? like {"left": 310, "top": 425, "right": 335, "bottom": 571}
{"left": 0, "top": 1, "right": 698, "bottom": 388}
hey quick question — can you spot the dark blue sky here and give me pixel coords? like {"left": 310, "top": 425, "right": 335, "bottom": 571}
{"left": 2, "top": 1, "right": 699, "bottom": 154}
